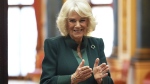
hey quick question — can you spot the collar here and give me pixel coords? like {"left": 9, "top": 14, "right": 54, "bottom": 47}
{"left": 64, "top": 35, "right": 88, "bottom": 51}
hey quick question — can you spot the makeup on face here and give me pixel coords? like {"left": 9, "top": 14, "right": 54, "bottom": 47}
{"left": 67, "top": 11, "right": 88, "bottom": 42}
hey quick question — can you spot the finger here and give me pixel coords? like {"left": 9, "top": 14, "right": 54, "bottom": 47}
{"left": 78, "top": 59, "right": 85, "bottom": 68}
{"left": 94, "top": 58, "right": 100, "bottom": 67}
{"left": 102, "top": 66, "right": 109, "bottom": 74}
{"left": 82, "top": 68, "right": 92, "bottom": 74}
{"left": 81, "top": 66, "right": 90, "bottom": 71}
{"left": 99, "top": 63, "right": 107, "bottom": 72}
{"left": 101, "top": 73, "right": 108, "bottom": 78}
{"left": 84, "top": 74, "right": 92, "bottom": 80}
{"left": 102, "top": 69, "right": 109, "bottom": 75}
{"left": 99, "top": 63, "right": 106, "bottom": 68}
{"left": 101, "top": 65, "right": 109, "bottom": 72}
{"left": 80, "top": 71, "right": 90, "bottom": 78}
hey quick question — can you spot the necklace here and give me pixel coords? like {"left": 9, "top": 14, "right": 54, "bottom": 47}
{"left": 77, "top": 51, "right": 82, "bottom": 59}
{"left": 77, "top": 44, "right": 82, "bottom": 59}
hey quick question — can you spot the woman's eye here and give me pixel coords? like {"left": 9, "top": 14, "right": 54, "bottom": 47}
{"left": 69, "top": 19, "right": 76, "bottom": 22}
{"left": 80, "top": 19, "right": 86, "bottom": 22}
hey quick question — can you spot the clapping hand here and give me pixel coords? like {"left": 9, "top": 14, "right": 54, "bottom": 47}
{"left": 71, "top": 59, "right": 92, "bottom": 84}
{"left": 93, "top": 58, "right": 109, "bottom": 84}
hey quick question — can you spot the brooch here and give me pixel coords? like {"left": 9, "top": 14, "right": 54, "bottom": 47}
{"left": 91, "top": 45, "right": 95, "bottom": 49}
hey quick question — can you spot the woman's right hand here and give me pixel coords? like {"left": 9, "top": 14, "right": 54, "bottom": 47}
{"left": 71, "top": 59, "right": 92, "bottom": 84}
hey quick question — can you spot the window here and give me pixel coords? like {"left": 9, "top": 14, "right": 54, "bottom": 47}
{"left": 8, "top": 0, "right": 37, "bottom": 76}
{"left": 90, "top": 0, "right": 114, "bottom": 57}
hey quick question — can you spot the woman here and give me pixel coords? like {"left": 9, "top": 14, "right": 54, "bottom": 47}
{"left": 40, "top": 0, "right": 114, "bottom": 84}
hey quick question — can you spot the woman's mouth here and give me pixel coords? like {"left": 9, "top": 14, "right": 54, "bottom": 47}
{"left": 73, "top": 29, "right": 83, "bottom": 32}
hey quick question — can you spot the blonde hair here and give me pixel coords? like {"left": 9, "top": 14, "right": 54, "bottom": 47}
{"left": 56, "top": 0, "right": 97, "bottom": 36}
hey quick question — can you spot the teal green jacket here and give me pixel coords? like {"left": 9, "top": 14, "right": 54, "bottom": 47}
{"left": 40, "top": 35, "right": 114, "bottom": 84}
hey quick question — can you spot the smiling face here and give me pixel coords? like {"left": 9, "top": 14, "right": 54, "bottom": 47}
{"left": 67, "top": 11, "right": 88, "bottom": 43}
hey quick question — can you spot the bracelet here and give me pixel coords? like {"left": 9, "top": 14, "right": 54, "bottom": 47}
{"left": 71, "top": 74, "right": 76, "bottom": 84}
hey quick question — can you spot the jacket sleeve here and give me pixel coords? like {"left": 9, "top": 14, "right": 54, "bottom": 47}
{"left": 40, "top": 39, "right": 71, "bottom": 84}
{"left": 98, "top": 38, "right": 114, "bottom": 84}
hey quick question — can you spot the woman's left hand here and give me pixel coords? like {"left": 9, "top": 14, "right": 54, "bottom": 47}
{"left": 93, "top": 58, "right": 109, "bottom": 84}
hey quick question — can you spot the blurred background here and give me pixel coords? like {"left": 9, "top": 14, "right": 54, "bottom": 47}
{"left": 0, "top": 0, "right": 150, "bottom": 84}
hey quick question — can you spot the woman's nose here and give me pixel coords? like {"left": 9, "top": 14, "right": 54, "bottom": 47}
{"left": 75, "top": 21, "right": 81, "bottom": 27}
